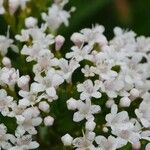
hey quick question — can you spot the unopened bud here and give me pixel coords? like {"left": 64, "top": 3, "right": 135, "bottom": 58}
{"left": 44, "top": 116, "right": 54, "bottom": 126}
{"left": 61, "top": 134, "right": 73, "bottom": 146}
{"left": 25, "top": 17, "right": 37, "bottom": 28}
{"left": 70, "top": 33, "right": 85, "bottom": 47}
{"left": 39, "top": 101, "right": 50, "bottom": 113}
{"left": 55, "top": 35, "right": 65, "bottom": 51}
{"left": 120, "top": 97, "right": 131, "bottom": 107}
{"left": 2, "top": 57, "right": 11, "bottom": 68}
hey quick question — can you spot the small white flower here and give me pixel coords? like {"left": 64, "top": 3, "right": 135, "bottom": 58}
{"left": 42, "top": 2, "right": 71, "bottom": 31}
{"left": 73, "top": 100, "right": 101, "bottom": 122}
{"left": 81, "top": 65, "right": 95, "bottom": 77}
{"left": 66, "top": 45, "right": 93, "bottom": 62}
{"left": 0, "top": 124, "right": 13, "bottom": 149}
{"left": 95, "top": 135, "right": 126, "bottom": 150}
{"left": 73, "top": 131, "right": 96, "bottom": 150}
{"left": 77, "top": 80, "right": 101, "bottom": 100}
{"left": 16, "top": 107, "right": 42, "bottom": 135}
{"left": 44, "top": 116, "right": 54, "bottom": 126}
{"left": 58, "top": 58, "right": 80, "bottom": 83}
{"left": 61, "top": 134, "right": 73, "bottom": 146}
{"left": 38, "top": 101, "right": 50, "bottom": 113}
{"left": 0, "top": 89, "right": 14, "bottom": 116}
{"left": 25, "top": 17, "right": 37, "bottom": 28}
{"left": 10, "top": 134, "right": 39, "bottom": 150}
{"left": 119, "top": 97, "right": 131, "bottom": 107}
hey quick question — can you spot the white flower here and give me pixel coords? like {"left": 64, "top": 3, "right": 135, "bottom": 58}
{"left": 85, "top": 119, "right": 96, "bottom": 131}
{"left": 91, "top": 53, "right": 118, "bottom": 80}
{"left": 135, "top": 92, "right": 150, "bottom": 128}
{"left": 80, "top": 25, "right": 107, "bottom": 47}
{"left": 17, "top": 75, "right": 30, "bottom": 91}
{"left": 18, "top": 89, "right": 45, "bottom": 107}
{"left": 73, "top": 131, "right": 96, "bottom": 150}
{"left": 10, "top": 134, "right": 39, "bottom": 150}
{"left": 77, "top": 80, "right": 101, "bottom": 100}
{"left": 42, "top": 2, "right": 71, "bottom": 31}
{"left": 44, "top": 116, "right": 54, "bottom": 126}
{"left": 105, "top": 104, "right": 132, "bottom": 130}
{"left": 38, "top": 101, "right": 50, "bottom": 113}
{"left": 67, "top": 98, "right": 78, "bottom": 110}
{"left": 0, "top": 67, "right": 19, "bottom": 89}
{"left": 66, "top": 45, "right": 93, "bottom": 62}
{"left": 25, "top": 17, "right": 37, "bottom": 28}
{"left": 0, "top": 34, "right": 17, "bottom": 56}
{"left": 58, "top": 58, "right": 80, "bottom": 83}
{"left": 0, "top": 124, "right": 13, "bottom": 149}
{"left": 73, "top": 100, "right": 101, "bottom": 122}
{"left": 119, "top": 96, "right": 131, "bottom": 107}
{"left": 2, "top": 57, "right": 11, "bottom": 68}
{"left": 32, "top": 69, "right": 64, "bottom": 99}
{"left": 0, "top": 89, "right": 14, "bottom": 116}
{"left": 16, "top": 107, "right": 42, "bottom": 135}
{"left": 16, "top": 26, "right": 54, "bottom": 55}
{"left": 95, "top": 135, "right": 126, "bottom": 150}
{"left": 81, "top": 65, "right": 95, "bottom": 77}
{"left": 106, "top": 105, "right": 141, "bottom": 144}
{"left": 70, "top": 32, "right": 85, "bottom": 47}
{"left": 61, "top": 134, "right": 73, "bottom": 146}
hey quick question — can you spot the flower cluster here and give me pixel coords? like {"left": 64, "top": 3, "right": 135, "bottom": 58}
{"left": 0, "top": 0, "right": 150, "bottom": 149}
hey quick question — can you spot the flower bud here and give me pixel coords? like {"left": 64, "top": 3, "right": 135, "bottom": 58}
{"left": 67, "top": 98, "right": 77, "bottom": 110}
{"left": 106, "top": 99, "right": 114, "bottom": 108}
{"left": 85, "top": 120, "right": 96, "bottom": 131}
{"left": 2, "top": 57, "right": 11, "bottom": 68}
{"left": 130, "top": 88, "right": 140, "bottom": 98}
{"left": 103, "top": 127, "right": 108, "bottom": 133}
{"left": 61, "top": 134, "right": 73, "bottom": 146}
{"left": 39, "top": 101, "right": 50, "bottom": 113}
{"left": 70, "top": 33, "right": 85, "bottom": 47}
{"left": 17, "top": 75, "right": 30, "bottom": 90}
{"left": 44, "top": 116, "right": 54, "bottom": 126}
{"left": 9, "top": 0, "right": 19, "bottom": 14}
{"left": 25, "top": 17, "right": 37, "bottom": 28}
{"left": 132, "top": 142, "right": 141, "bottom": 150}
{"left": 55, "top": 35, "right": 65, "bottom": 51}
{"left": 120, "top": 97, "right": 131, "bottom": 107}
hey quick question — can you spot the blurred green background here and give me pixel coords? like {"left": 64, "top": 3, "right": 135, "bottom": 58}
{"left": 0, "top": 0, "right": 150, "bottom": 149}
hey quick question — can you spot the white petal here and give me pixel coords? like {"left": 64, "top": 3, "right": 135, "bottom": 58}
{"left": 73, "top": 111, "right": 84, "bottom": 122}
{"left": 46, "top": 87, "right": 56, "bottom": 97}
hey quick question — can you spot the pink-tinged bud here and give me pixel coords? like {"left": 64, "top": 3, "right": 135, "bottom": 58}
{"left": 70, "top": 33, "right": 85, "bottom": 47}
{"left": 132, "top": 142, "right": 141, "bottom": 150}
{"left": 25, "top": 17, "right": 37, "bottom": 28}
{"left": 55, "top": 35, "right": 65, "bottom": 51}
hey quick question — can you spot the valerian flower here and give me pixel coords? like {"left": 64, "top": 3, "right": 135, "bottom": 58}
{"left": 77, "top": 80, "right": 101, "bottom": 100}
{"left": 73, "top": 100, "right": 101, "bottom": 122}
